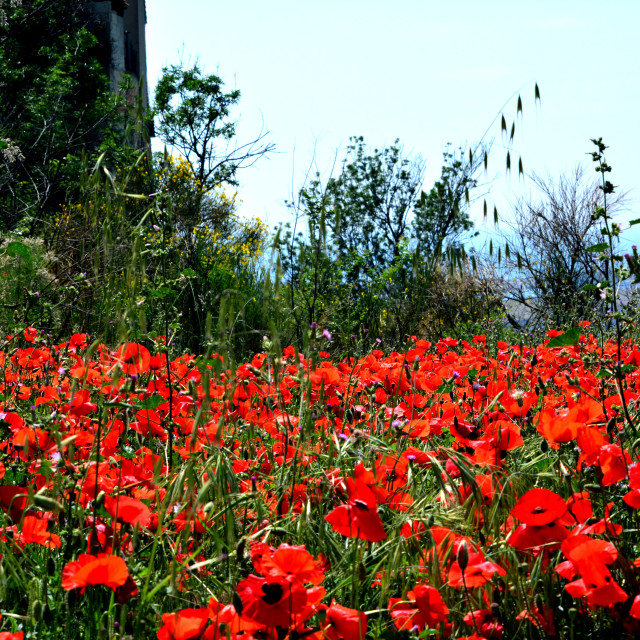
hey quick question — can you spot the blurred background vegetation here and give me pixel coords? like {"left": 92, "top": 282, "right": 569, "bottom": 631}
{"left": 0, "top": 0, "right": 635, "bottom": 359}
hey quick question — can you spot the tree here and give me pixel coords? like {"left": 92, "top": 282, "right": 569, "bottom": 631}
{"left": 153, "top": 63, "right": 274, "bottom": 191}
{"left": 0, "top": 0, "right": 131, "bottom": 232}
{"left": 499, "top": 166, "right": 626, "bottom": 328}
{"left": 412, "top": 145, "right": 480, "bottom": 257}
{"left": 297, "top": 136, "right": 425, "bottom": 276}
{"left": 277, "top": 137, "right": 483, "bottom": 347}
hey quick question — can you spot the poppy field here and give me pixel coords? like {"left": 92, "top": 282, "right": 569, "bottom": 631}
{"left": 3, "top": 327, "right": 640, "bottom": 639}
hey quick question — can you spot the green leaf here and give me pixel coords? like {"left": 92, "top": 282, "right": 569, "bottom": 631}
{"left": 6, "top": 241, "right": 31, "bottom": 261}
{"left": 581, "top": 283, "right": 599, "bottom": 291}
{"left": 138, "top": 395, "right": 165, "bottom": 410}
{"left": 149, "top": 286, "right": 176, "bottom": 299}
{"left": 181, "top": 268, "right": 198, "bottom": 278}
{"left": 586, "top": 242, "right": 609, "bottom": 253}
{"left": 629, "top": 218, "right": 640, "bottom": 226}
{"left": 535, "top": 83, "right": 541, "bottom": 103}
{"left": 546, "top": 327, "right": 581, "bottom": 348}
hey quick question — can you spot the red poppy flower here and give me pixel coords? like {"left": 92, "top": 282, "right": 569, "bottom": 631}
{"left": 464, "top": 608, "right": 504, "bottom": 639}
{"left": 114, "top": 343, "right": 151, "bottom": 375}
{"left": 559, "top": 535, "right": 627, "bottom": 607}
{"left": 104, "top": 494, "right": 152, "bottom": 528}
{"left": 325, "top": 477, "right": 386, "bottom": 542}
{"left": 18, "top": 515, "right": 61, "bottom": 548}
{"left": 508, "top": 521, "right": 569, "bottom": 551}
{"left": 448, "top": 550, "right": 506, "bottom": 588}
{"left": 157, "top": 608, "right": 209, "bottom": 640}
{"left": 388, "top": 584, "right": 449, "bottom": 631}
{"left": 251, "top": 543, "right": 325, "bottom": 585}
{"left": 324, "top": 601, "right": 367, "bottom": 640}
{"left": 130, "top": 409, "right": 167, "bottom": 440}
{"left": 510, "top": 488, "right": 566, "bottom": 526}
{"left": 237, "top": 574, "right": 307, "bottom": 627}
{"left": 61, "top": 553, "right": 130, "bottom": 591}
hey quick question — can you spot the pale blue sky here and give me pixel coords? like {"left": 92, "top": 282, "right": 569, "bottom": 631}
{"left": 146, "top": 0, "right": 640, "bottom": 242}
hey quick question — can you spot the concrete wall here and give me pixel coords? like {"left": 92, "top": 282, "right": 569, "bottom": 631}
{"left": 85, "top": 1, "right": 149, "bottom": 109}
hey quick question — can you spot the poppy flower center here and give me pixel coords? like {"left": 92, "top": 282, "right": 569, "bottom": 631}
{"left": 354, "top": 499, "right": 369, "bottom": 510}
{"left": 532, "top": 506, "right": 545, "bottom": 514}
{"left": 261, "top": 582, "right": 284, "bottom": 604}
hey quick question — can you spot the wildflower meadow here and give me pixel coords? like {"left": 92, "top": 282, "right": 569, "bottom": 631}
{"left": 2, "top": 322, "right": 640, "bottom": 639}
{"left": 2, "top": 3, "right": 640, "bottom": 639}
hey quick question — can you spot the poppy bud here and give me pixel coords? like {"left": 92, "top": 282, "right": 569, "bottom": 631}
{"left": 537, "top": 376, "right": 546, "bottom": 392}
{"left": 32, "top": 599, "right": 44, "bottom": 622}
{"left": 568, "top": 608, "right": 578, "bottom": 621}
{"left": 94, "top": 491, "right": 105, "bottom": 508}
{"left": 456, "top": 541, "right": 469, "bottom": 572}
{"left": 540, "top": 439, "right": 549, "bottom": 453}
{"left": 606, "top": 417, "right": 616, "bottom": 433}
{"left": 33, "top": 493, "right": 64, "bottom": 513}
{"left": 232, "top": 591, "right": 244, "bottom": 616}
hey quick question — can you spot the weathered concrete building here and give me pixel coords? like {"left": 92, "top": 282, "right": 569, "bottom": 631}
{"left": 85, "top": 1, "right": 149, "bottom": 109}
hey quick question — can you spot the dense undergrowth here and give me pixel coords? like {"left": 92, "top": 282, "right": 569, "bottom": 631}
{"left": 1, "top": 325, "right": 640, "bottom": 639}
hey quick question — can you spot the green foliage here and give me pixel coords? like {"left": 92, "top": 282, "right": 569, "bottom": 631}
{"left": 133, "top": 153, "right": 273, "bottom": 356}
{"left": 499, "top": 166, "right": 626, "bottom": 330}
{"left": 0, "top": 0, "right": 133, "bottom": 232}
{"left": 276, "top": 137, "right": 485, "bottom": 351}
{"left": 412, "top": 145, "right": 479, "bottom": 256}
{"left": 153, "top": 63, "right": 274, "bottom": 189}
